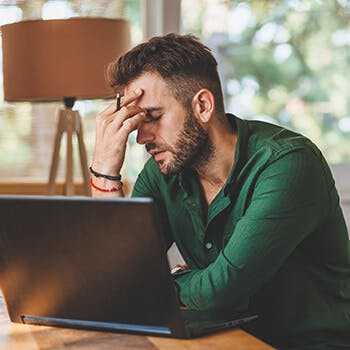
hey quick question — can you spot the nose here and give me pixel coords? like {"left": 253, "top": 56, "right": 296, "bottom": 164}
{"left": 136, "top": 122, "right": 155, "bottom": 145}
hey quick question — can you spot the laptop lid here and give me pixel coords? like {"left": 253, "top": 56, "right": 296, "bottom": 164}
{"left": 0, "top": 195, "right": 186, "bottom": 337}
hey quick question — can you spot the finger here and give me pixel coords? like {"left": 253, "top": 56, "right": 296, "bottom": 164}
{"left": 121, "top": 88, "right": 143, "bottom": 107}
{"left": 118, "top": 111, "right": 146, "bottom": 142}
{"left": 98, "top": 100, "right": 119, "bottom": 117}
{"left": 97, "top": 105, "right": 144, "bottom": 131}
{"left": 175, "top": 264, "right": 189, "bottom": 270}
{"left": 97, "top": 88, "right": 143, "bottom": 119}
{"left": 111, "top": 105, "right": 145, "bottom": 129}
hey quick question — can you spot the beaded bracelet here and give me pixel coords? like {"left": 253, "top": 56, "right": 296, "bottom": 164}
{"left": 89, "top": 166, "right": 122, "bottom": 181}
{"left": 89, "top": 178, "right": 123, "bottom": 192}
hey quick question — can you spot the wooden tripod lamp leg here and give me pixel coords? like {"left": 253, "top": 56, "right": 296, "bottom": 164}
{"left": 48, "top": 110, "right": 65, "bottom": 195}
{"left": 75, "top": 111, "right": 91, "bottom": 196}
{"left": 48, "top": 108, "right": 91, "bottom": 196}
{"left": 64, "top": 110, "right": 74, "bottom": 196}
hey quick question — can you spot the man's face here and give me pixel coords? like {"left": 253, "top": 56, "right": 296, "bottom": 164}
{"left": 125, "top": 72, "right": 212, "bottom": 176}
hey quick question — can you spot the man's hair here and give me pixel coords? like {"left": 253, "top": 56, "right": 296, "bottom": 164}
{"left": 107, "top": 33, "right": 225, "bottom": 116}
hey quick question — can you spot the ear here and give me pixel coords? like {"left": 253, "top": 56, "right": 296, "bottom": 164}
{"left": 192, "top": 89, "right": 214, "bottom": 124}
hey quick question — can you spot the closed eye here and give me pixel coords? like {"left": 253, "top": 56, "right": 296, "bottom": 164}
{"left": 143, "top": 113, "right": 162, "bottom": 123}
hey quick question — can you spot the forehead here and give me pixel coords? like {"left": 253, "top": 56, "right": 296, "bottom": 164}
{"left": 124, "top": 72, "right": 173, "bottom": 107}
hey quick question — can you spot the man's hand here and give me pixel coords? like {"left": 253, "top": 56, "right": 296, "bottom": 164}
{"left": 171, "top": 264, "right": 189, "bottom": 274}
{"left": 92, "top": 88, "right": 145, "bottom": 176}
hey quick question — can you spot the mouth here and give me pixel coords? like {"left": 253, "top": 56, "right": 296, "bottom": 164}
{"left": 149, "top": 150, "right": 166, "bottom": 161}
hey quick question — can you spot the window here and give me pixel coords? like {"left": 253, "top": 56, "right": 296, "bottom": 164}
{"left": 2, "top": 0, "right": 349, "bottom": 189}
{"left": 181, "top": 0, "right": 350, "bottom": 164}
{"left": 0, "top": 0, "right": 144, "bottom": 183}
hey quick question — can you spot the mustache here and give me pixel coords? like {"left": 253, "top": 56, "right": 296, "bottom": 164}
{"left": 146, "top": 142, "right": 176, "bottom": 154}
{"left": 145, "top": 143, "right": 157, "bottom": 153}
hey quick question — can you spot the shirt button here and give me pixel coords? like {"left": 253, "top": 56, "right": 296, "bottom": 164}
{"left": 205, "top": 242, "right": 213, "bottom": 249}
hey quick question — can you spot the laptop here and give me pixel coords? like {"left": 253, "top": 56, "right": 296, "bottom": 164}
{"left": 0, "top": 195, "right": 257, "bottom": 338}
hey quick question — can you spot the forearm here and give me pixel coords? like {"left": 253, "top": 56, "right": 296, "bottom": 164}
{"left": 174, "top": 253, "right": 250, "bottom": 311}
{"left": 91, "top": 88, "right": 145, "bottom": 198}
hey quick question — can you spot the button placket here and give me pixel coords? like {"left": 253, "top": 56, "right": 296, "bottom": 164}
{"left": 205, "top": 242, "right": 213, "bottom": 250}
{"left": 205, "top": 242, "right": 218, "bottom": 263}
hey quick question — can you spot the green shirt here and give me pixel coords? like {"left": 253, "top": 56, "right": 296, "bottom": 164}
{"left": 132, "top": 114, "right": 350, "bottom": 348}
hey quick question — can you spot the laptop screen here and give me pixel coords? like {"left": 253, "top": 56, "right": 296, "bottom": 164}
{"left": 0, "top": 195, "right": 183, "bottom": 332}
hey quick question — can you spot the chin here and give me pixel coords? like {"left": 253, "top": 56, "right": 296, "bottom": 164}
{"left": 156, "top": 161, "right": 172, "bottom": 176}
{"left": 156, "top": 155, "right": 185, "bottom": 176}
{"left": 160, "top": 163, "right": 185, "bottom": 177}
{"left": 159, "top": 164, "right": 171, "bottom": 176}
{"left": 156, "top": 160, "right": 168, "bottom": 174}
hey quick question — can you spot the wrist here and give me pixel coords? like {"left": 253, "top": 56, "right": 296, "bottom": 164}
{"left": 90, "top": 161, "right": 121, "bottom": 177}
{"left": 90, "top": 177, "right": 123, "bottom": 194}
{"left": 89, "top": 166, "right": 121, "bottom": 181}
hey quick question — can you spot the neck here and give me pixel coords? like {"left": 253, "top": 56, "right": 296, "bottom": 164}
{"left": 196, "top": 136, "right": 237, "bottom": 185}
{"left": 195, "top": 117, "right": 238, "bottom": 205}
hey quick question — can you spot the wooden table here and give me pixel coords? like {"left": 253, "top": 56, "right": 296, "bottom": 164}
{"left": 0, "top": 296, "right": 274, "bottom": 350}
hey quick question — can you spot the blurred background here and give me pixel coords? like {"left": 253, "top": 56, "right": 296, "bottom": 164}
{"left": 0, "top": 0, "right": 349, "bottom": 191}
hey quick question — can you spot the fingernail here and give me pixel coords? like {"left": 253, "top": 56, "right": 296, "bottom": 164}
{"left": 134, "top": 88, "right": 142, "bottom": 95}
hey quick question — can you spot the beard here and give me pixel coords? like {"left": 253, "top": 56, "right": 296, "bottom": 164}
{"left": 146, "top": 110, "right": 213, "bottom": 176}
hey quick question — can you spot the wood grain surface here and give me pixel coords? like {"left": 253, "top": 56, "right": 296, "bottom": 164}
{"left": 0, "top": 295, "right": 274, "bottom": 350}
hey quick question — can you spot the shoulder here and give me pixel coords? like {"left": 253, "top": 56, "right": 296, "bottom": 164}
{"left": 242, "top": 118, "right": 321, "bottom": 163}
{"left": 231, "top": 115, "right": 330, "bottom": 188}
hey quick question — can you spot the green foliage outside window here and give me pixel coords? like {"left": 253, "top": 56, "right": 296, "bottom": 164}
{"left": 182, "top": 0, "right": 350, "bottom": 163}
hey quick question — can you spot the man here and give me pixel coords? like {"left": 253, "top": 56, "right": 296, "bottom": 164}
{"left": 90, "top": 34, "right": 350, "bottom": 348}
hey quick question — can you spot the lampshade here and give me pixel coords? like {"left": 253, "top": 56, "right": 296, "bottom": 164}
{"left": 1, "top": 17, "right": 131, "bottom": 101}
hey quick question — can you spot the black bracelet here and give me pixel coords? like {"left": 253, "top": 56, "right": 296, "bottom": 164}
{"left": 89, "top": 166, "right": 122, "bottom": 181}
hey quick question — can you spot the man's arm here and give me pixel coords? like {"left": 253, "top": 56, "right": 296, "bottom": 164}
{"left": 91, "top": 89, "right": 145, "bottom": 197}
{"left": 174, "top": 148, "right": 331, "bottom": 311}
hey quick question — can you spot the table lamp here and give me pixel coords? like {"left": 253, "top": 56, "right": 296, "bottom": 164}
{"left": 1, "top": 17, "right": 130, "bottom": 196}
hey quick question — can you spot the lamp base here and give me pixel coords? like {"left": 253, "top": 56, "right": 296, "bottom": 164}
{"left": 48, "top": 108, "right": 90, "bottom": 196}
